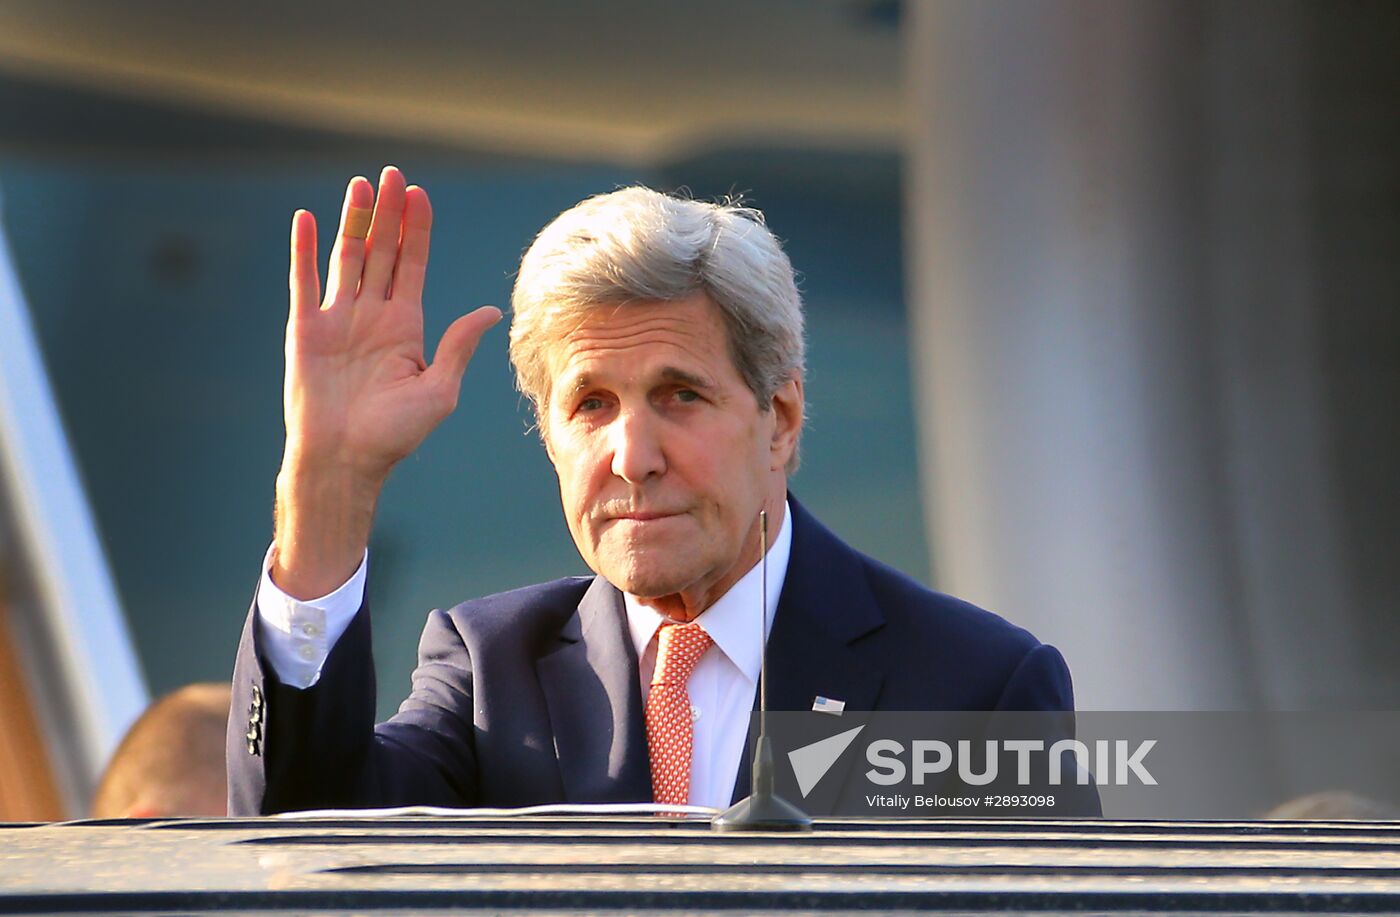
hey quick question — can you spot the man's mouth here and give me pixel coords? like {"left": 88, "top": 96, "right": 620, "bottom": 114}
{"left": 611, "top": 511, "right": 682, "bottom": 521}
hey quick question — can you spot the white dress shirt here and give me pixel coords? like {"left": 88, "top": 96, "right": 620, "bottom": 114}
{"left": 622, "top": 504, "right": 789, "bottom": 809}
{"left": 255, "top": 543, "right": 367, "bottom": 689}
{"left": 255, "top": 502, "right": 792, "bottom": 810}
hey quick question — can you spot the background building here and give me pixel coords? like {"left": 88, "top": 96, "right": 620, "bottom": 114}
{"left": 0, "top": 0, "right": 1395, "bottom": 818}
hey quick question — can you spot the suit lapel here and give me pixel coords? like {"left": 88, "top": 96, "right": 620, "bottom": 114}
{"left": 730, "top": 496, "right": 887, "bottom": 804}
{"left": 537, "top": 576, "right": 651, "bottom": 803}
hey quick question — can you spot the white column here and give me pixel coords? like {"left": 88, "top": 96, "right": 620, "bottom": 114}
{"left": 903, "top": 1, "right": 1283, "bottom": 709}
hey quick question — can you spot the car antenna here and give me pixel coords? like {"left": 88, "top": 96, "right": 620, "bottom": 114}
{"left": 712, "top": 508, "right": 812, "bottom": 832}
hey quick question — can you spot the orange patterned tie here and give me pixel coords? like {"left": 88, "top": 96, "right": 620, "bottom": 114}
{"left": 646, "top": 621, "right": 714, "bottom": 807}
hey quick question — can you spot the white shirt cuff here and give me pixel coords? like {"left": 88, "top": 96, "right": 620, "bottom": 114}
{"left": 254, "top": 543, "right": 367, "bottom": 689}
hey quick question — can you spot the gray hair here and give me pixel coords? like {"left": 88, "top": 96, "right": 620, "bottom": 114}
{"left": 509, "top": 186, "right": 806, "bottom": 471}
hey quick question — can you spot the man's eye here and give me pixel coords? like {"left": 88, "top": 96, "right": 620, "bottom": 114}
{"left": 578, "top": 397, "right": 605, "bottom": 412}
{"left": 675, "top": 389, "right": 700, "bottom": 403}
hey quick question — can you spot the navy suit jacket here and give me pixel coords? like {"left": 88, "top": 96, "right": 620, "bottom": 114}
{"left": 228, "top": 497, "right": 1089, "bottom": 816}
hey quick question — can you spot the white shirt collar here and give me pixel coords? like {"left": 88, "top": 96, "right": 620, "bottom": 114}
{"left": 624, "top": 499, "right": 793, "bottom": 685}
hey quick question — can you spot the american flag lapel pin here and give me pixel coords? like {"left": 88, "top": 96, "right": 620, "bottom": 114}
{"left": 812, "top": 695, "right": 846, "bottom": 716}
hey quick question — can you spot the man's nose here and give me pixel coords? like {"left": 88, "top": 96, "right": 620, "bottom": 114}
{"left": 610, "top": 408, "right": 667, "bottom": 483}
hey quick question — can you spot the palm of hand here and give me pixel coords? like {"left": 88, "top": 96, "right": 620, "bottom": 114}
{"left": 283, "top": 167, "right": 500, "bottom": 482}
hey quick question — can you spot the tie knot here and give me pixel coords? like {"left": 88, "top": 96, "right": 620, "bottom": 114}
{"left": 652, "top": 622, "right": 712, "bottom": 686}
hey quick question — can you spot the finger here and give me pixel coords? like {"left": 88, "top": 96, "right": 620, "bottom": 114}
{"left": 426, "top": 306, "right": 504, "bottom": 397}
{"left": 360, "top": 165, "right": 407, "bottom": 300}
{"left": 324, "top": 176, "right": 374, "bottom": 308}
{"left": 390, "top": 185, "right": 432, "bottom": 302}
{"left": 289, "top": 209, "right": 320, "bottom": 322}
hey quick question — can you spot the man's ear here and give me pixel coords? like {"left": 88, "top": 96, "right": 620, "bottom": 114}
{"left": 768, "top": 377, "right": 804, "bottom": 471}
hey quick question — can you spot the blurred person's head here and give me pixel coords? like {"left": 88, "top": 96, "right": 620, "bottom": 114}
{"left": 91, "top": 682, "right": 230, "bottom": 818}
{"left": 1264, "top": 790, "right": 1400, "bottom": 820}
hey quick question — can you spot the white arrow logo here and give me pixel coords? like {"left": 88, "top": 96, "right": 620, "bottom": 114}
{"left": 787, "top": 725, "right": 866, "bottom": 798}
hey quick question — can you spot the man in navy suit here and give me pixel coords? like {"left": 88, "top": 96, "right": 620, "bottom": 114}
{"left": 228, "top": 167, "right": 1091, "bottom": 816}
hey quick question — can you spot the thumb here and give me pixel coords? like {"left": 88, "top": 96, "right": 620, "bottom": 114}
{"left": 427, "top": 305, "right": 503, "bottom": 392}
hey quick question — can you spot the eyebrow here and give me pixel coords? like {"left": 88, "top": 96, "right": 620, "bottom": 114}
{"left": 658, "top": 366, "right": 716, "bottom": 391}
{"left": 562, "top": 366, "right": 717, "bottom": 397}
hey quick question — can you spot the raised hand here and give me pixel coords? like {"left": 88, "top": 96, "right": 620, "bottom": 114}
{"left": 273, "top": 167, "right": 500, "bottom": 598}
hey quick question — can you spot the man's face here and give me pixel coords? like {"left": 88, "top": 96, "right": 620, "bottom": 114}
{"left": 543, "top": 292, "right": 801, "bottom": 619}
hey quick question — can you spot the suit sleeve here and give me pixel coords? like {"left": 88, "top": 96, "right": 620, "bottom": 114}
{"left": 227, "top": 589, "right": 480, "bottom": 815}
{"left": 987, "top": 642, "right": 1102, "bottom": 816}
{"left": 991, "top": 642, "right": 1075, "bottom": 711}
